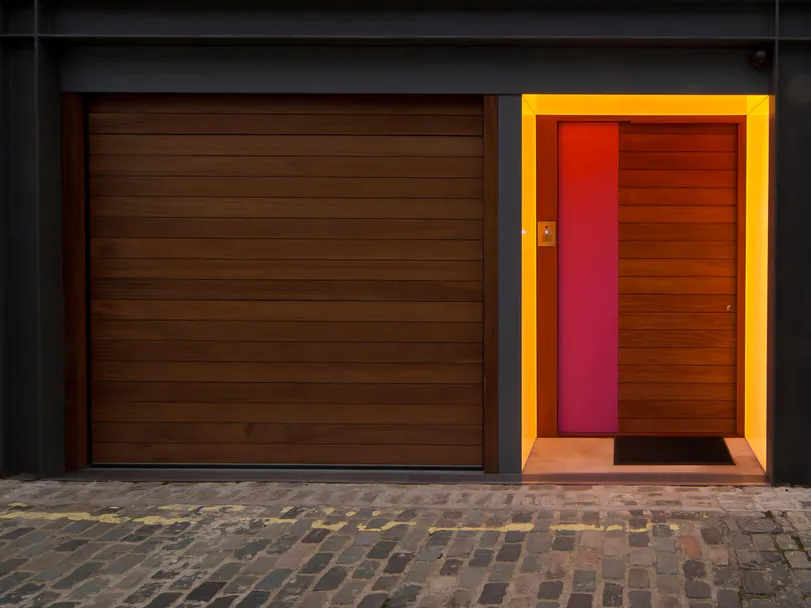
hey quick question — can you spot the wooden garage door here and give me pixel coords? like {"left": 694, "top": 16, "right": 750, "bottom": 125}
{"left": 86, "top": 94, "right": 489, "bottom": 467}
{"left": 617, "top": 122, "right": 740, "bottom": 435}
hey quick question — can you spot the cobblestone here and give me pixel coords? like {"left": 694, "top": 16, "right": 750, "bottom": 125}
{"left": 2, "top": 481, "right": 811, "bottom": 606}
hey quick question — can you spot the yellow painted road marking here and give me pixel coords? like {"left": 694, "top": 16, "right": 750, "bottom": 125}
{"left": 428, "top": 522, "right": 534, "bottom": 534}
{"left": 550, "top": 523, "right": 681, "bottom": 532}
{"left": 1, "top": 505, "right": 681, "bottom": 535}
{"left": 158, "top": 504, "right": 246, "bottom": 513}
{"left": 0, "top": 511, "right": 128, "bottom": 524}
{"left": 133, "top": 515, "right": 195, "bottom": 525}
{"left": 0, "top": 511, "right": 193, "bottom": 525}
{"left": 311, "top": 520, "right": 348, "bottom": 531}
{"left": 359, "top": 521, "right": 416, "bottom": 532}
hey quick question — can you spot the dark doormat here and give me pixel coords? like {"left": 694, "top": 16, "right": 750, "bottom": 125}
{"left": 614, "top": 436, "right": 735, "bottom": 466}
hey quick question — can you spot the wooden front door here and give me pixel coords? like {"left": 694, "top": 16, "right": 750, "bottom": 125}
{"left": 538, "top": 117, "right": 744, "bottom": 437}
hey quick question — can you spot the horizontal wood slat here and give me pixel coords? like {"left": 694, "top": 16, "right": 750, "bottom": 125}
{"left": 91, "top": 300, "right": 482, "bottom": 322}
{"left": 89, "top": 113, "right": 483, "bottom": 136}
{"left": 619, "top": 242, "right": 736, "bottom": 260}
{"left": 619, "top": 278, "right": 736, "bottom": 295}
{"left": 93, "top": 259, "right": 483, "bottom": 281}
{"left": 90, "top": 197, "right": 483, "bottom": 219}
{"left": 620, "top": 188, "right": 736, "bottom": 206}
{"left": 92, "top": 382, "right": 484, "bottom": 405}
{"left": 93, "top": 361, "right": 482, "bottom": 384}
{"left": 91, "top": 217, "right": 483, "bottom": 240}
{"left": 90, "top": 238, "right": 483, "bottom": 261}
{"left": 620, "top": 170, "right": 736, "bottom": 188}
{"left": 619, "top": 400, "right": 736, "bottom": 419}
{"left": 619, "top": 348, "right": 736, "bottom": 366}
{"left": 92, "top": 341, "right": 483, "bottom": 363}
{"left": 90, "top": 443, "right": 483, "bottom": 466}
{"left": 90, "top": 176, "right": 482, "bottom": 199}
{"left": 92, "top": 320, "right": 483, "bottom": 343}
{"left": 619, "top": 366, "right": 736, "bottom": 383}
{"left": 90, "top": 135, "right": 483, "bottom": 157}
{"left": 91, "top": 279, "right": 483, "bottom": 302}
{"left": 620, "top": 152, "right": 736, "bottom": 171}
{"left": 88, "top": 94, "right": 486, "bottom": 467}
{"left": 90, "top": 156, "right": 483, "bottom": 178}
{"left": 619, "top": 383, "right": 735, "bottom": 401}
{"left": 620, "top": 330, "right": 736, "bottom": 348}
{"left": 619, "top": 260, "right": 736, "bottom": 277}
{"left": 618, "top": 419, "right": 736, "bottom": 434}
{"left": 92, "top": 422, "right": 482, "bottom": 446}
{"left": 88, "top": 94, "right": 484, "bottom": 116}
{"left": 619, "top": 295, "right": 735, "bottom": 313}
{"left": 619, "top": 313, "right": 735, "bottom": 330}
{"left": 619, "top": 223, "right": 736, "bottom": 242}
{"left": 92, "top": 402, "right": 484, "bottom": 425}
{"left": 618, "top": 206, "right": 736, "bottom": 224}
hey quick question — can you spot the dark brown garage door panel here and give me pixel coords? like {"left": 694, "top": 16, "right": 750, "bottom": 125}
{"left": 88, "top": 94, "right": 486, "bottom": 467}
{"left": 617, "top": 122, "right": 739, "bottom": 435}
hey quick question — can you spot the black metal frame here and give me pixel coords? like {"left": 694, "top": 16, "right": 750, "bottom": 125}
{"left": 2, "top": 0, "right": 810, "bottom": 483}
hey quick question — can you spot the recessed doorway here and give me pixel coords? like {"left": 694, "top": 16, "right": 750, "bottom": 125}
{"left": 520, "top": 96, "right": 770, "bottom": 483}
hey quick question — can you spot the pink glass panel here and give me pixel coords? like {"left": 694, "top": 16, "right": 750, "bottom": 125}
{"left": 557, "top": 122, "right": 619, "bottom": 434}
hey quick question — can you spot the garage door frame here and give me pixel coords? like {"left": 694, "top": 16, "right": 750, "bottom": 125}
{"left": 62, "top": 93, "right": 501, "bottom": 473}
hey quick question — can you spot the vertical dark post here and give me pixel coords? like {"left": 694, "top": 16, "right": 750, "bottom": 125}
{"left": 483, "top": 96, "right": 499, "bottom": 473}
{"left": 771, "top": 42, "right": 811, "bottom": 484}
{"left": 497, "top": 95, "right": 522, "bottom": 474}
{"left": 3, "top": 22, "right": 65, "bottom": 475}
{"left": 62, "top": 93, "right": 87, "bottom": 471}
{"left": 37, "top": 42, "right": 67, "bottom": 476}
{"left": 0, "top": 40, "right": 6, "bottom": 474}
{"left": 5, "top": 41, "right": 39, "bottom": 474}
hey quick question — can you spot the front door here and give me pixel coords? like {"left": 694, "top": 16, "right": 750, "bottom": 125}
{"left": 538, "top": 117, "right": 743, "bottom": 437}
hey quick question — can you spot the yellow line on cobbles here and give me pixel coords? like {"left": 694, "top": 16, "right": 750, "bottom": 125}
{"left": 428, "top": 523, "right": 534, "bottom": 534}
{"left": 0, "top": 505, "right": 682, "bottom": 535}
{"left": 550, "top": 523, "right": 681, "bottom": 532}
{"left": 0, "top": 510, "right": 192, "bottom": 525}
{"left": 158, "top": 504, "right": 247, "bottom": 513}
{"left": 311, "top": 521, "right": 346, "bottom": 531}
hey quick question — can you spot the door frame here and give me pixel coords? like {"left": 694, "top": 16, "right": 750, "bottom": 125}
{"left": 62, "top": 93, "right": 501, "bottom": 472}
{"left": 536, "top": 115, "right": 747, "bottom": 438}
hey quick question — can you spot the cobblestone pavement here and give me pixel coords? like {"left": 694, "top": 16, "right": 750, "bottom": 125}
{"left": 2, "top": 481, "right": 811, "bottom": 607}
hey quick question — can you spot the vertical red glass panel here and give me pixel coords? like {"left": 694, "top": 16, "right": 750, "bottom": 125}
{"left": 557, "top": 122, "right": 619, "bottom": 434}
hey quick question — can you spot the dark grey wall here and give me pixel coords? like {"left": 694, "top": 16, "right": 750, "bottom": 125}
{"left": 60, "top": 46, "right": 770, "bottom": 95}
{"left": 5, "top": 43, "right": 39, "bottom": 475}
{"left": 771, "top": 43, "right": 811, "bottom": 485}
{"left": 498, "top": 96, "right": 523, "bottom": 474}
{"left": 36, "top": 42, "right": 67, "bottom": 477}
{"left": 0, "top": 42, "right": 5, "bottom": 473}
{"left": 4, "top": 0, "right": 811, "bottom": 481}
{"left": 2, "top": 40, "right": 65, "bottom": 476}
{"left": 38, "top": 2, "right": 775, "bottom": 41}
